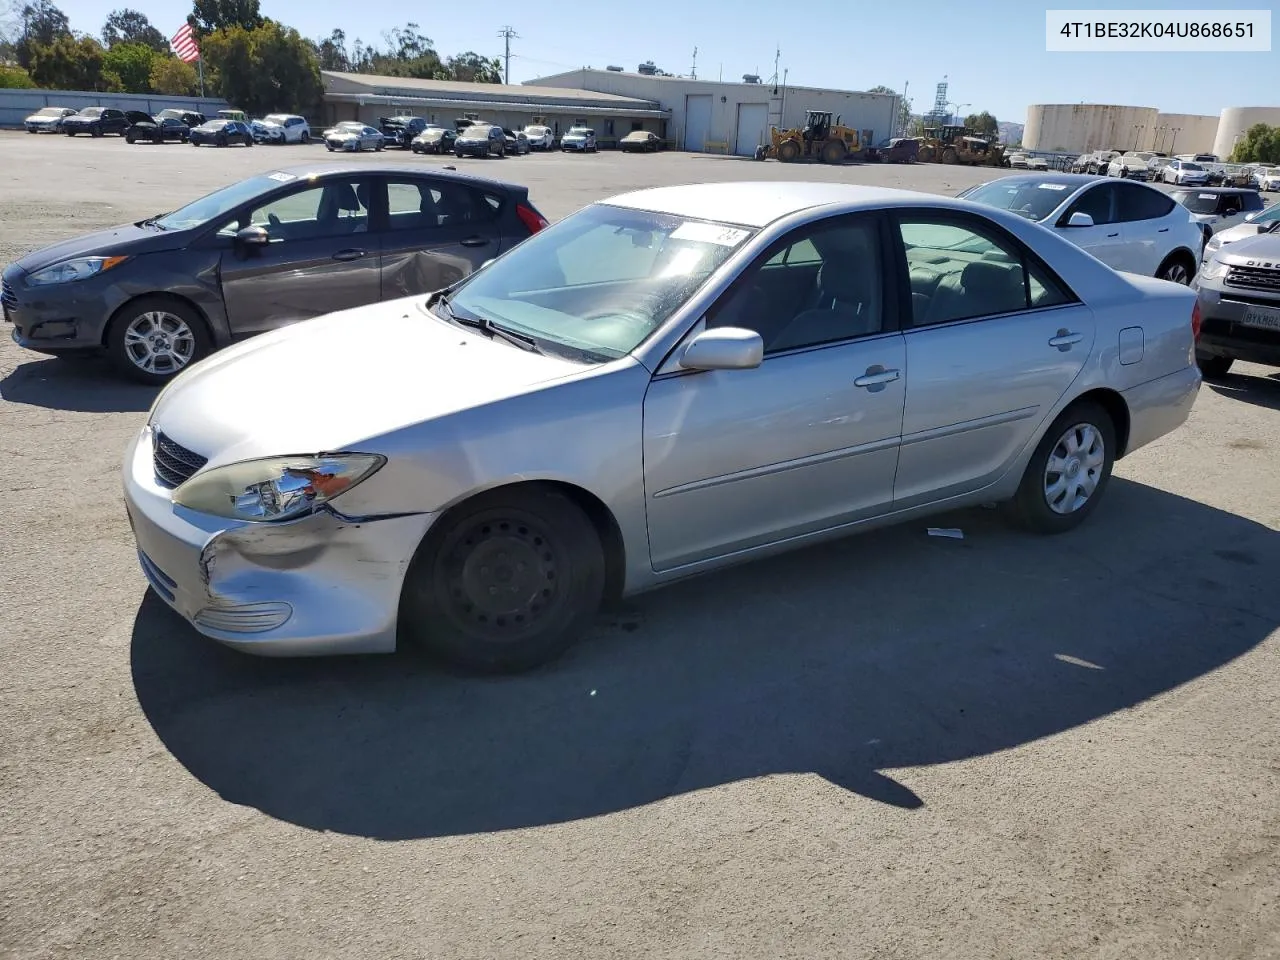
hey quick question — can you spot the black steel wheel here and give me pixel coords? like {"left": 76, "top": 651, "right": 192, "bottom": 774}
{"left": 400, "top": 486, "right": 605, "bottom": 673}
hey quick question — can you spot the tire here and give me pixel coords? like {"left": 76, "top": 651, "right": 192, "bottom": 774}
{"left": 66, "top": 129, "right": 75, "bottom": 136}
{"left": 1156, "top": 253, "right": 1194, "bottom": 285}
{"left": 1197, "top": 354, "right": 1234, "bottom": 378}
{"left": 820, "top": 140, "right": 845, "bottom": 164}
{"left": 126, "top": 133, "right": 135, "bottom": 144}
{"left": 106, "top": 296, "right": 211, "bottom": 386}
{"left": 400, "top": 486, "right": 605, "bottom": 673}
{"left": 1004, "top": 400, "right": 1116, "bottom": 535}
{"left": 777, "top": 139, "right": 801, "bottom": 162}
{"left": 301, "top": 131, "right": 310, "bottom": 144}
{"left": 326, "top": 144, "right": 334, "bottom": 152}
{"left": 91, "top": 126, "right": 102, "bottom": 138}
{"left": 941, "top": 146, "right": 958, "bottom": 164}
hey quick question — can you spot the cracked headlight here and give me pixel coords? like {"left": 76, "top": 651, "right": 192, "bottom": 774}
{"left": 173, "top": 454, "right": 385, "bottom": 522}
{"left": 27, "top": 255, "right": 130, "bottom": 286}
{"left": 1199, "top": 257, "right": 1230, "bottom": 280}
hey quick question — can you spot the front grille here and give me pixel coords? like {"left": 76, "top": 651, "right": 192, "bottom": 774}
{"left": 1225, "top": 266, "right": 1280, "bottom": 293}
{"left": 153, "top": 431, "right": 208, "bottom": 489}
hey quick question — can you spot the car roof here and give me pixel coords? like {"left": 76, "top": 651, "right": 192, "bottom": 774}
{"left": 983, "top": 172, "right": 1102, "bottom": 188}
{"left": 1170, "top": 186, "right": 1258, "bottom": 194}
{"left": 263, "top": 162, "right": 522, "bottom": 193}
{"left": 605, "top": 182, "right": 982, "bottom": 228}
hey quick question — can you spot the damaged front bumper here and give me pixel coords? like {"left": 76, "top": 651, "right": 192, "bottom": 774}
{"left": 122, "top": 425, "right": 435, "bottom": 656}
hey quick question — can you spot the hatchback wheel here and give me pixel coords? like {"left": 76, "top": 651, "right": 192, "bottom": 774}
{"left": 108, "top": 297, "right": 211, "bottom": 385}
{"left": 1005, "top": 401, "right": 1116, "bottom": 534}
{"left": 400, "top": 486, "right": 605, "bottom": 673}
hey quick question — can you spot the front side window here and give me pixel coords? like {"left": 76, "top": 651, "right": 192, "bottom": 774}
{"left": 444, "top": 204, "right": 754, "bottom": 360}
{"left": 707, "top": 217, "right": 884, "bottom": 354}
{"left": 217, "top": 179, "right": 371, "bottom": 241}
{"left": 1060, "top": 183, "right": 1116, "bottom": 226}
{"left": 897, "top": 215, "right": 1072, "bottom": 327}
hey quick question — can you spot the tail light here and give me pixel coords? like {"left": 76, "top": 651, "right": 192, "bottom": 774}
{"left": 516, "top": 203, "right": 549, "bottom": 235}
{"left": 1191, "top": 300, "right": 1202, "bottom": 341}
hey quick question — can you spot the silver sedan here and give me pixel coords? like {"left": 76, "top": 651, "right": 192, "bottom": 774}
{"left": 324, "top": 123, "right": 383, "bottom": 152}
{"left": 123, "top": 182, "right": 1202, "bottom": 672}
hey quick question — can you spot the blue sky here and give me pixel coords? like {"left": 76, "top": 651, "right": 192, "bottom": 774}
{"left": 53, "top": 0, "right": 1272, "bottom": 124}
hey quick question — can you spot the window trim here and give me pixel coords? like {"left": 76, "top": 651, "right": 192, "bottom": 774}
{"left": 888, "top": 207, "right": 1081, "bottom": 332}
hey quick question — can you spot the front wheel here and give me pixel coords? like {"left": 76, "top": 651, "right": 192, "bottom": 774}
{"left": 400, "top": 486, "right": 605, "bottom": 673}
{"left": 107, "top": 297, "right": 211, "bottom": 386}
{"left": 1197, "top": 354, "right": 1234, "bottom": 378}
{"left": 1004, "top": 401, "right": 1116, "bottom": 534}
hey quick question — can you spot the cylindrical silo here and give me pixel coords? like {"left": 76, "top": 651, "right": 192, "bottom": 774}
{"left": 1214, "top": 107, "right": 1280, "bottom": 160}
{"left": 1025, "top": 104, "right": 1159, "bottom": 154}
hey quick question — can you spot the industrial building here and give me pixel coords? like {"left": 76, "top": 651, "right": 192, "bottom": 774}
{"left": 1024, "top": 103, "right": 1276, "bottom": 159}
{"left": 529, "top": 67, "right": 901, "bottom": 156}
{"left": 320, "top": 71, "right": 670, "bottom": 140}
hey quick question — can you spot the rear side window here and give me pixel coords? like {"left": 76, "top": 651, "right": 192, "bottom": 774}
{"left": 1116, "top": 183, "right": 1176, "bottom": 222}
{"left": 1241, "top": 193, "right": 1265, "bottom": 212}
{"left": 385, "top": 179, "right": 500, "bottom": 231}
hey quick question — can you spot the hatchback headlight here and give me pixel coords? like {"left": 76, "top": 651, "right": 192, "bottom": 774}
{"left": 173, "top": 454, "right": 385, "bottom": 522}
{"left": 27, "top": 255, "right": 129, "bottom": 286}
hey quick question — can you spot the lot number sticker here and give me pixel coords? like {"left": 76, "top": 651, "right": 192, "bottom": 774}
{"left": 267, "top": 172, "right": 297, "bottom": 182}
{"left": 1038, "top": 183, "right": 1069, "bottom": 190}
{"left": 671, "top": 222, "right": 750, "bottom": 246}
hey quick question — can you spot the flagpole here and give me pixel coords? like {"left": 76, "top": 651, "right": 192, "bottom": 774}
{"left": 198, "top": 57, "right": 205, "bottom": 98}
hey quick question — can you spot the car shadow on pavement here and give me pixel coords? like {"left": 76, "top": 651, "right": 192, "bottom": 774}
{"left": 1206, "top": 372, "right": 1280, "bottom": 412}
{"left": 131, "top": 478, "right": 1280, "bottom": 840}
{"left": 0, "top": 356, "right": 157, "bottom": 413}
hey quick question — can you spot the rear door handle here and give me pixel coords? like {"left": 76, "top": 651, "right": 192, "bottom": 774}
{"left": 1049, "top": 330, "right": 1083, "bottom": 349}
{"left": 1158, "top": 227, "right": 1169, "bottom": 233}
{"left": 854, "top": 366, "right": 900, "bottom": 388}
{"left": 460, "top": 236, "right": 490, "bottom": 247}
{"left": 1105, "top": 232, "right": 1119, "bottom": 238}
{"left": 332, "top": 248, "right": 366, "bottom": 262}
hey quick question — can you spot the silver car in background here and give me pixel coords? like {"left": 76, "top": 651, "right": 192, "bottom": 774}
{"left": 124, "top": 182, "right": 1202, "bottom": 673}
{"left": 24, "top": 106, "right": 76, "bottom": 132}
{"left": 324, "top": 122, "right": 383, "bottom": 152}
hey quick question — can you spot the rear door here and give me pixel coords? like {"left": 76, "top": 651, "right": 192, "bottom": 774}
{"left": 892, "top": 209, "right": 1095, "bottom": 507}
{"left": 215, "top": 174, "right": 380, "bottom": 337}
{"left": 1114, "top": 181, "right": 1180, "bottom": 276}
{"left": 376, "top": 176, "right": 504, "bottom": 299}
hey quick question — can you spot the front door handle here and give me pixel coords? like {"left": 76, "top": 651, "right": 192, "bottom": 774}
{"left": 1049, "top": 329, "right": 1083, "bottom": 349}
{"left": 460, "top": 236, "right": 490, "bottom": 248}
{"left": 332, "top": 248, "right": 366, "bottom": 262}
{"left": 854, "top": 366, "right": 901, "bottom": 389}
{"left": 1105, "top": 232, "right": 1119, "bottom": 238}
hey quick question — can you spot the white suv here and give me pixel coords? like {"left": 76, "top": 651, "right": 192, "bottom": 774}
{"left": 958, "top": 172, "right": 1206, "bottom": 284}
{"left": 260, "top": 113, "right": 311, "bottom": 143}
{"left": 521, "top": 125, "right": 553, "bottom": 150}
{"left": 1162, "top": 159, "right": 1209, "bottom": 185}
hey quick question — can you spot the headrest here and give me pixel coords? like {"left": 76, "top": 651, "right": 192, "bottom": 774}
{"left": 962, "top": 259, "right": 1020, "bottom": 289}
{"left": 330, "top": 182, "right": 360, "bottom": 212}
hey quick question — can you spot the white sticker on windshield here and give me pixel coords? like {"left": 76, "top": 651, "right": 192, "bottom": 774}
{"left": 1037, "top": 183, "right": 1068, "bottom": 190}
{"left": 671, "top": 222, "right": 750, "bottom": 246}
{"left": 267, "top": 171, "right": 296, "bottom": 182}
{"left": 1199, "top": 193, "right": 1217, "bottom": 200}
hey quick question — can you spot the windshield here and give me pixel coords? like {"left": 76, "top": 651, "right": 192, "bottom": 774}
{"left": 959, "top": 179, "right": 1072, "bottom": 221}
{"left": 264, "top": 114, "right": 290, "bottom": 124}
{"left": 1253, "top": 204, "right": 1280, "bottom": 224}
{"left": 1181, "top": 162, "right": 1204, "bottom": 171}
{"left": 153, "top": 174, "right": 285, "bottom": 231}
{"left": 1173, "top": 191, "right": 1225, "bottom": 214}
{"left": 34, "top": 107, "right": 64, "bottom": 117}
{"left": 444, "top": 204, "right": 756, "bottom": 360}
{"left": 78, "top": 108, "right": 104, "bottom": 117}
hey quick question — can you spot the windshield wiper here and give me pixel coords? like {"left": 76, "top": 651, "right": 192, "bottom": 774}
{"left": 138, "top": 214, "right": 169, "bottom": 230}
{"left": 436, "top": 294, "right": 540, "bottom": 353}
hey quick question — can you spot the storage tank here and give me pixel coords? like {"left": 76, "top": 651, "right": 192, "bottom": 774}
{"left": 1024, "top": 104, "right": 1159, "bottom": 153}
{"left": 1214, "top": 107, "right": 1280, "bottom": 160}
{"left": 1151, "top": 114, "right": 1219, "bottom": 155}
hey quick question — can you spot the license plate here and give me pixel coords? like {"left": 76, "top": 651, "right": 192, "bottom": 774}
{"left": 1240, "top": 304, "right": 1280, "bottom": 331}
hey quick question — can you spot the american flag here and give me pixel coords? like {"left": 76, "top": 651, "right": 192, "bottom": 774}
{"left": 170, "top": 22, "right": 200, "bottom": 63}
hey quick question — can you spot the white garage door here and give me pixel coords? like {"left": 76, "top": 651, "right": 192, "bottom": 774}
{"left": 735, "top": 103, "right": 769, "bottom": 156}
{"left": 684, "top": 95, "right": 712, "bottom": 152}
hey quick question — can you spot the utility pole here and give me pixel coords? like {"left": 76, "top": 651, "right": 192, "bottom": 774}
{"left": 497, "top": 25, "right": 519, "bottom": 84}
{"left": 691, "top": 46, "right": 697, "bottom": 80}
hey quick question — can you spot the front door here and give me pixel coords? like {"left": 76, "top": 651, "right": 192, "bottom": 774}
{"left": 891, "top": 211, "right": 1096, "bottom": 507}
{"left": 643, "top": 214, "right": 906, "bottom": 571}
{"left": 1055, "top": 181, "right": 1133, "bottom": 272}
{"left": 217, "top": 176, "right": 380, "bottom": 338}
{"left": 378, "top": 177, "right": 504, "bottom": 299}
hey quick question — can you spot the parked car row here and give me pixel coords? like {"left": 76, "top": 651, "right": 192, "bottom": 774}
{"left": 21, "top": 104, "right": 266, "bottom": 148}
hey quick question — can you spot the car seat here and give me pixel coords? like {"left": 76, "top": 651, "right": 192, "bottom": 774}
{"left": 922, "top": 259, "right": 1025, "bottom": 326}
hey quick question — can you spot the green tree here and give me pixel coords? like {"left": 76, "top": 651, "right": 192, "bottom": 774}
{"left": 964, "top": 110, "right": 999, "bottom": 138}
{"left": 15, "top": 0, "right": 70, "bottom": 68}
{"left": 201, "top": 20, "right": 321, "bottom": 114}
{"left": 345, "top": 22, "right": 444, "bottom": 78}
{"left": 312, "top": 27, "right": 348, "bottom": 70}
{"left": 102, "top": 38, "right": 153, "bottom": 91}
{"left": 1229, "top": 123, "right": 1280, "bottom": 164}
{"left": 189, "top": 0, "right": 261, "bottom": 37}
{"left": 869, "top": 84, "right": 913, "bottom": 136}
{"left": 28, "top": 32, "right": 109, "bottom": 89}
{"left": 445, "top": 50, "right": 501, "bottom": 83}
{"left": 101, "top": 8, "right": 166, "bottom": 51}
{"left": 0, "top": 63, "right": 38, "bottom": 87}
{"left": 149, "top": 54, "right": 198, "bottom": 94}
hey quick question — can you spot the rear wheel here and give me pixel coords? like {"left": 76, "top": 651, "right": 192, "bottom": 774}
{"left": 1004, "top": 400, "right": 1116, "bottom": 535}
{"left": 107, "top": 297, "right": 211, "bottom": 386}
{"left": 400, "top": 486, "right": 605, "bottom": 673}
{"left": 1197, "top": 354, "right": 1234, "bottom": 378}
{"left": 1156, "top": 253, "right": 1194, "bottom": 285}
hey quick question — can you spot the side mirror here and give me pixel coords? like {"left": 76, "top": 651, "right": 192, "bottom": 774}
{"left": 235, "top": 225, "right": 269, "bottom": 247}
{"left": 679, "top": 327, "right": 763, "bottom": 371}
{"left": 1066, "top": 211, "right": 1095, "bottom": 228}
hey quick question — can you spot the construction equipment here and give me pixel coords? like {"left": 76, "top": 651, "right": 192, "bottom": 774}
{"left": 917, "top": 124, "right": 1007, "bottom": 167}
{"left": 754, "top": 110, "right": 860, "bottom": 164}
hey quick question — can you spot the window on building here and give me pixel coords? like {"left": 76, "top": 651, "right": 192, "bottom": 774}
{"left": 604, "top": 119, "right": 614, "bottom": 136}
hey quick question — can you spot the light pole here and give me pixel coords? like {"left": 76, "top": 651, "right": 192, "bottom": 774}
{"left": 1170, "top": 127, "right": 1181, "bottom": 154}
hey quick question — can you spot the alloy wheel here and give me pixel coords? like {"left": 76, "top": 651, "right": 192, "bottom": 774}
{"left": 122, "top": 310, "right": 196, "bottom": 376}
{"left": 1160, "top": 261, "right": 1191, "bottom": 284}
{"left": 1043, "top": 423, "right": 1106, "bottom": 515}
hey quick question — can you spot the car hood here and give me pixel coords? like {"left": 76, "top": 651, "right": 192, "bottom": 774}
{"left": 1215, "top": 232, "right": 1280, "bottom": 262}
{"left": 26, "top": 114, "right": 61, "bottom": 123}
{"left": 11, "top": 223, "right": 180, "bottom": 275}
{"left": 149, "top": 300, "right": 589, "bottom": 465}
{"left": 1210, "top": 220, "right": 1275, "bottom": 247}
{"left": 327, "top": 131, "right": 359, "bottom": 139}
{"left": 63, "top": 115, "right": 101, "bottom": 124}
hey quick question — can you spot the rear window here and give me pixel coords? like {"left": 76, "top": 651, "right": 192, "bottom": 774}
{"left": 1242, "top": 192, "right": 1265, "bottom": 212}
{"left": 1172, "top": 191, "right": 1222, "bottom": 214}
